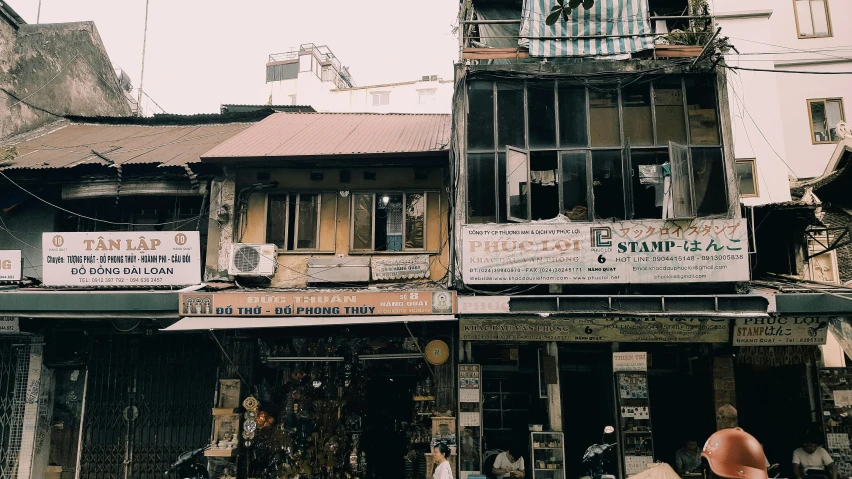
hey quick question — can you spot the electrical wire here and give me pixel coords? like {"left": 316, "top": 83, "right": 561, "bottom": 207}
{"left": 0, "top": 171, "right": 202, "bottom": 227}
{"left": 724, "top": 65, "right": 852, "bottom": 75}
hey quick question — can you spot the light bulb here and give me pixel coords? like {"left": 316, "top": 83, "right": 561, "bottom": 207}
{"left": 382, "top": 196, "right": 390, "bottom": 205}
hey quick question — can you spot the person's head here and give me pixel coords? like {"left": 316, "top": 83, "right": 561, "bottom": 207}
{"left": 701, "top": 428, "right": 767, "bottom": 479}
{"left": 803, "top": 435, "right": 822, "bottom": 454}
{"left": 433, "top": 442, "right": 450, "bottom": 463}
{"left": 686, "top": 440, "right": 699, "bottom": 452}
{"left": 716, "top": 404, "right": 739, "bottom": 430}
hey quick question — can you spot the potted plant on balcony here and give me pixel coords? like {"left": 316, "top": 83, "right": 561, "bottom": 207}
{"left": 656, "top": 0, "right": 737, "bottom": 58}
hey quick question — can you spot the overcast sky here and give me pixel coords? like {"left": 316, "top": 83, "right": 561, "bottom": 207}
{"left": 13, "top": 0, "right": 459, "bottom": 114}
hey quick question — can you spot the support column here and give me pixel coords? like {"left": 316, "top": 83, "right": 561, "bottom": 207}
{"left": 17, "top": 337, "right": 44, "bottom": 479}
{"left": 713, "top": 356, "right": 737, "bottom": 430}
{"left": 205, "top": 168, "right": 236, "bottom": 281}
{"left": 546, "top": 342, "right": 563, "bottom": 432}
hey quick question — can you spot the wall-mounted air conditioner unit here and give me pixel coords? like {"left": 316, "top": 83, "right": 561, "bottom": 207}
{"left": 228, "top": 243, "right": 278, "bottom": 276}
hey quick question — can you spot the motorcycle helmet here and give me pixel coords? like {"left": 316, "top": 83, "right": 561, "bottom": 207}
{"left": 701, "top": 428, "right": 768, "bottom": 479}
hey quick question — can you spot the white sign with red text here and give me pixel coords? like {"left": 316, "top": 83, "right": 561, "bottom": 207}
{"left": 460, "top": 219, "right": 750, "bottom": 284}
{"left": 42, "top": 232, "right": 200, "bottom": 286}
{"left": 613, "top": 352, "right": 648, "bottom": 372}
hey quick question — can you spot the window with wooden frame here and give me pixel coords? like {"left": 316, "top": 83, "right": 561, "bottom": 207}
{"left": 735, "top": 159, "right": 759, "bottom": 198}
{"left": 350, "top": 192, "right": 430, "bottom": 252}
{"left": 808, "top": 98, "right": 845, "bottom": 144}
{"left": 793, "top": 0, "right": 832, "bottom": 38}
{"left": 266, "top": 193, "right": 321, "bottom": 251}
{"left": 466, "top": 76, "right": 729, "bottom": 224}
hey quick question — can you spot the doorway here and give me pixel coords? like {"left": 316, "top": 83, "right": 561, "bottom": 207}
{"left": 364, "top": 374, "right": 414, "bottom": 479}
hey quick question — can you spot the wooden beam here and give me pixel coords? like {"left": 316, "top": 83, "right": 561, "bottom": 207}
{"left": 462, "top": 48, "right": 530, "bottom": 60}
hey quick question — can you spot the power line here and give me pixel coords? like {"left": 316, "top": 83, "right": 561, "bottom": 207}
{"left": 724, "top": 65, "right": 852, "bottom": 75}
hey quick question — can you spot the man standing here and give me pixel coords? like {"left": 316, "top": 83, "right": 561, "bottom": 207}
{"left": 675, "top": 440, "right": 702, "bottom": 475}
{"left": 793, "top": 437, "right": 836, "bottom": 479}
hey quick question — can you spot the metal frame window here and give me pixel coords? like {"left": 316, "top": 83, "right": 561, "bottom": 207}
{"left": 808, "top": 98, "right": 845, "bottom": 144}
{"left": 349, "top": 191, "right": 432, "bottom": 253}
{"left": 266, "top": 193, "right": 322, "bottom": 251}
{"left": 465, "top": 76, "right": 729, "bottom": 223}
{"left": 371, "top": 92, "right": 390, "bottom": 106}
{"left": 735, "top": 159, "right": 759, "bottom": 198}
{"left": 418, "top": 89, "right": 437, "bottom": 104}
{"left": 793, "top": 0, "right": 832, "bottom": 38}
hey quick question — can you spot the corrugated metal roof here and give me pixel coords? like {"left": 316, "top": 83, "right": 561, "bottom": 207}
{"left": 2, "top": 121, "right": 254, "bottom": 170}
{"left": 203, "top": 112, "right": 451, "bottom": 159}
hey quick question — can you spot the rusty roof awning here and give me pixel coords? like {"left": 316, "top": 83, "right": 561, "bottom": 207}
{"left": 201, "top": 112, "right": 451, "bottom": 163}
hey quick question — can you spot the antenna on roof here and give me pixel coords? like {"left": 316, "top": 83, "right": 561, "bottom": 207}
{"left": 137, "top": 0, "right": 151, "bottom": 117}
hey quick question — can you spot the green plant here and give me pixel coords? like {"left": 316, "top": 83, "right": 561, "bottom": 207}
{"left": 546, "top": 0, "right": 596, "bottom": 26}
{"left": 661, "top": 0, "right": 738, "bottom": 54}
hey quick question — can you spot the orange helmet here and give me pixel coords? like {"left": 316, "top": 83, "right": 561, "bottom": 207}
{"left": 702, "top": 428, "right": 768, "bottom": 479}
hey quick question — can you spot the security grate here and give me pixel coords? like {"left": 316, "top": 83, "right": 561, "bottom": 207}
{"left": 79, "top": 335, "right": 216, "bottom": 479}
{"left": 0, "top": 337, "right": 32, "bottom": 479}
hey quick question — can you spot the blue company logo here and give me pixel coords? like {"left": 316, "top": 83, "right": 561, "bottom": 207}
{"left": 591, "top": 226, "right": 612, "bottom": 248}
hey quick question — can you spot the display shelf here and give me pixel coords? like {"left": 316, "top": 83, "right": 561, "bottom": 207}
{"left": 616, "top": 372, "right": 654, "bottom": 477}
{"left": 531, "top": 431, "right": 565, "bottom": 479}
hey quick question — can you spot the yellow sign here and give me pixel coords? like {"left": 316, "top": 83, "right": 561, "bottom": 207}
{"left": 424, "top": 340, "right": 449, "bottom": 365}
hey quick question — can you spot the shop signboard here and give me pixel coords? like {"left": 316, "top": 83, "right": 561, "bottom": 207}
{"left": 613, "top": 352, "right": 647, "bottom": 372}
{"left": 732, "top": 317, "right": 829, "bottom": 346}
{"left": 459, "top": 317, "right": 731, "bottom": 343}
{"left": 0, "top": 250, "right": 21, "bottom": 281}
{"left": 0, "top": 317, "right": 19, "bottom": 333}
{"left": 457, "top": 296, "right": 510, "bottom": 314}
{"left": 179, "top": 290, "right": 457, "bottom": 317}
{"left": 370, "top": 255, "right": 431, "bottom": 280}
{"left": 460, "top": 219, "right": 749, "bottom": 284}
{"left": 42, "top": 232, "right": 201, "bottom": 286}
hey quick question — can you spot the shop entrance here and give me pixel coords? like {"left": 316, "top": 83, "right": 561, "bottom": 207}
{"left": 736, "top": 362, "right": 817, "bottom": 479}
{"left": 559, "top": 346, "right": 617, "bottom": 479}
{"left": 364, "top": 373, "right": 415, "bottom": 479}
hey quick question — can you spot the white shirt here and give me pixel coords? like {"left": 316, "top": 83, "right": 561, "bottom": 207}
{"left": 494, "top": 452, "right": 525, "bottom": 479}
{"left": 434, "top": 460, "right": 454, "bottom": 479}
{"left": 793, "top": 447, "right": 834, "bottom": 471}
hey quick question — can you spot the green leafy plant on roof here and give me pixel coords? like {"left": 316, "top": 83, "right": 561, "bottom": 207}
{"left": 546, "top": 0, "right": 595, "bottom": 26}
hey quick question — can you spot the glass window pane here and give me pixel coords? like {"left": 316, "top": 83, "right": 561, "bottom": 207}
{"left": 352, "top": 193, "right": 373, "bottom": 250}
{"left": 405, "top": 193, "right": 425, "bottom": 249}
{"left": 654, "top": 78, "right": 687, "bottom": 145}
{"left": 507, "top": 148, "right": 530, "bottom": 220}
{"left": 296, "top": 194, "right": 318, "bottom": 249}
{"left": 528, "top": 82, "right": 556, "bottom": 148}
{"left": 691, "top": 148, "right": 728, "bottom": 216}
{"left": 685, "top": 76, "right": 720, "bottom": 145}
{"left": 631, "top": 150, "right": 669, "bottom": 220}
{"left": 811, "top": 101, "right": 828, "bottom": 142}
{"left": 266, "top": 195, "right": 287, "bottom": 249}
{"left": 468, "top": 82, "right": 495, "bottom": 150}
{"left": 796, "top": 0, "right": 814, "bottom": 36}
{"left": 589, "top": 90, "right": 621, "bottom": 147}
{"left": 669, "top": 143, "right": 694, "bottom": 218}
{"left": 736, "top": 161, "right": 757, "bottom": 196}
{"left": 530, "top": 151, "right": 559, "bottom": 220}
{"left": 592, "top": 150, "right": 625, "bottom": 220}
{"left": 827, "top": 100, "right": 844, "bottom": 141}
{"left": 497, "top": 83, "right": 525, "bottom": 148}
{"left": 561, "top": 151, "right": 588, "bottom": 220}
{"left": 558, "top": 86, "right": 588, "bottom": 147}
{"left": 376, "top": 194, "right": 403, "bottom": 251}
{"left": 622, "top": 84, "right": 654, "bottom": 146}
{"left": 468, "top": 153, "right": 497, "bottom": 223}
{"left": 811, "top": 0, "right": 829, "bottom": 36}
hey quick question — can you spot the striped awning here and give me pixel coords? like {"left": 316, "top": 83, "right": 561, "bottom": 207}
{"left": 521, "top": 0, "right": 655, "bottom": 57}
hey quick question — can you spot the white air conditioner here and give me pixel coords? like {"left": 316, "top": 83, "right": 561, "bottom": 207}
{"left": 228, "top": 243, "right": 278, "bottom": 276}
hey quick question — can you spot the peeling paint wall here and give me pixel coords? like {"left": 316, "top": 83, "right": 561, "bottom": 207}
{"left": 216, "top": 166, "right": 450, "bottom": 288}
{"left": 1, "top": 21, "right": 131, "bottom": 139}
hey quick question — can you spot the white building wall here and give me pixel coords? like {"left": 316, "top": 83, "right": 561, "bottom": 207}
{"left": 716, "top": 6, "right": 793, "bottom": 205}
{"left": 713, "top": 0, "right": 852, "bottom": 193}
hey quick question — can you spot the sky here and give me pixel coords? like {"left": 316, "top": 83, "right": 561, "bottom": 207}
{"left": 12, "top": 0, "right": 460, "bottom": 114}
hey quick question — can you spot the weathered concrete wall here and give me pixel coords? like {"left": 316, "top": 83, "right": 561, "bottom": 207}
{"left": 0, "top": 21, "right": 131, "bottom": 139}
{"left": 215, "top": 166, "right": 450, "bottom": 288}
